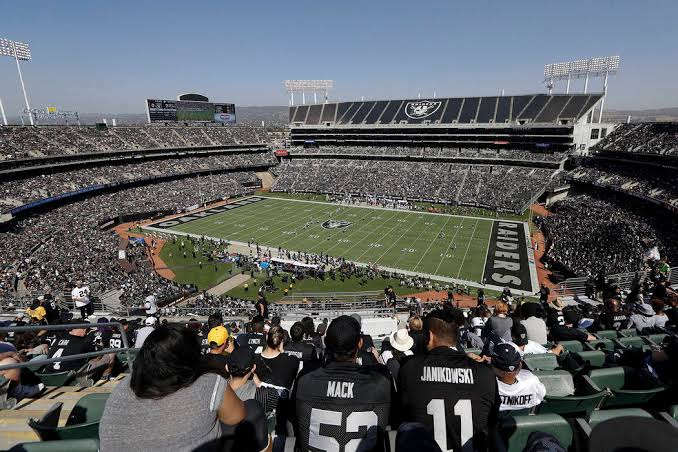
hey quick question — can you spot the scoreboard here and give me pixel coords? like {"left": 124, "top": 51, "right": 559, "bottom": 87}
{"left": 146, "top": 99, "right": 236, "bottom": 123}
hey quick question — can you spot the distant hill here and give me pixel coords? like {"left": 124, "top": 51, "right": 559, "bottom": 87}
{"left": 603, "top": 107, "right": 678, "bottom": 122}
{"left": 4, "top": 106, "right": 289, "bottom": 128}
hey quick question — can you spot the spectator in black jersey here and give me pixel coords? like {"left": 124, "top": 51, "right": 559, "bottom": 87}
{"left": 44, "top": 322, "right": 96, "bottom": 373}
{"left": 549, "top": 308, "right": 596, "bottom": 343}
{"left": 351, "top": 313, "right": 376, "bottom": 352}
{"left": 544, "top": 297, "right": 566, "bottom": 329}
{"left": 236, "top": 315, "right": 266, "bottom": 353}
{"left": 598, "top": 299, "right": 629, "bottom": 331}
{"left": 397, "top": 309, "right": 500, "bottom": 451}
{"left": 255, "top": 293, "right": 268, "bottom": 319}
{"left": 407, "top": 315, "right": 427, "bottom": 355}
{"left": 292, "top": 315, "right": 392, "bottom": 452}
{"left": 284, "top": 321, "right": 318, "bottom": 365}
{"left": 300, "top": 316, "right": 323, "bottom": 353}
{"left": 202, "top": 326, "right": 234, "bottom": 379}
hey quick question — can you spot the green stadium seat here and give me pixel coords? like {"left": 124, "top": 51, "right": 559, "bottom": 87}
{"left": 587, "top": 367, "right": 665, "bottom": 408}
{"left": 534, "top": 370, "right": 608, "bottom": 417}
{"left": 558, "top": 340, "right": 584, "bottom": 353}
{"left": 585, "top": 339, "right": 615, "bottom": 351}
{"left": 499, "top": 414, "right": 572, "bottom": 452}
{"left": 522, "top": 353, "right": 558, "bottom": 371}
{"left": 35, "top": 371, "right": 75, "bottom": 387}
{"left": 643, "top": 334, "right": 668, "bottom": 346}
{"left": 574, "top": 350, "right": 606, "bottom": 368}
{"left": 28, "top": 393, "right": 110, "bottom": 441}
{"left": 8, "top": 439, "right": 100, "bottom": 452}
{"left": 595, "top": 330, "right": 619, "bottom": 340}
{"left": 575, "top": 408, "right": 654, "bottom": 442}
{"left": 613, "top": 336, "right": 647, "bottom": 350}
{"left": 498, "top": 408, "right": 534, "bottom": 419}
{"left": 619, "top": 328, "right": 638, "bottom": 337}
{"left": 465, "top": 348, "right": 481, "bottom": 355}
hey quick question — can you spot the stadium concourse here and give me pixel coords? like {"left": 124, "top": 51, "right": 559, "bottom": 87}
{"left": 0, "top": 116, "right": 677, "bottom": 451}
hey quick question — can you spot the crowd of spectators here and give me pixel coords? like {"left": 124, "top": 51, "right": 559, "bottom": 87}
{"left": 568, "top": 160, "right": 678, "bottom": 206}
{"left": 537, "top": 193, "right": 678, "bottom": 277}
{"left": 0, "top": 152, "right": 274, "bottom": 211}
{"left": 273, "top": 158, "right": 555, "bottom": 213}
{"left": 0, "top": 173, "right": 253, "bottom": 308}
{"left": 292, "top": 145, "right": 568, "bottom": 162}
{"left": 90, "top": 274, "right": 678, "bottom": 451}
{"left": 592, "top": 122, "right": 678, "bottom": 156}
{"left": 0, "top": 125, "right": 270, "bottom": 160}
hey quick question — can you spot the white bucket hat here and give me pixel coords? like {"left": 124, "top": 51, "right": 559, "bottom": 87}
{"left": 389, "top": 328, "right": 414, "bottom": 352}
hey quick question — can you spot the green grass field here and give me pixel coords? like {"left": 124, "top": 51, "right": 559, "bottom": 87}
{"left": 150, "top": 196, "right": 511, "bottom": 284}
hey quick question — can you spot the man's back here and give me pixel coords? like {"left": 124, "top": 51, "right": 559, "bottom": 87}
{"left": 46, "top": 333, "right": 93, "bottom": 372}
{"left": 284, "top": 341, "right": 317, "bottom": 362}
{"left": 294, "top": 362, "right": 391, "bottom": 452}
{"left": 398, "top": 347, "right": 499, "bottom": 452}
{"left": 236, "top": 332, "right": 266, "bottom": 353}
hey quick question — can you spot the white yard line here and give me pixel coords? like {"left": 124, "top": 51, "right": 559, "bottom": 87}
{"left": 352, "top": 211, "right": 416, "bottom": 262}
{"left": 413, "top": 215, "right": 452, "bottom": 272}
{"left": 373, "top": 213, "right": 427, "bottom": 265}
{"left": 456, "top": 219, "right": 480, "bottom": 279}
{"left": 324, "top": 209, "right": 402, "bottom": 256}
{"left": 433, "top": 217, "right": 467, "bottom": 275}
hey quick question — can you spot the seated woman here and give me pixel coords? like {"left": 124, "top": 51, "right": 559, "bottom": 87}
{"left": 99, "top": 325, "right": 248, "bottom": 452}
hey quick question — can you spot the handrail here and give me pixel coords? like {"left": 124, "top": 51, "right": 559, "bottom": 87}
{"left": 0, "top": 322, "right": 132, "bottom": 371}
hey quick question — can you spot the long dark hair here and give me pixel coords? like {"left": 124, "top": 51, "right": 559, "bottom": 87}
{"left": 130, "top": 325, "right": 201, "bottom": 399}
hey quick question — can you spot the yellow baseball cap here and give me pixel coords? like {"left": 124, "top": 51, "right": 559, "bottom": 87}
{"left": 207, "top": 326, "right": 229, "bottom": 347}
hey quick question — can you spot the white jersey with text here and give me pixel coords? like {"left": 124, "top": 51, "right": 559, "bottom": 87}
{"left": 497, "top": 370, "right": 546, "bottom": 411}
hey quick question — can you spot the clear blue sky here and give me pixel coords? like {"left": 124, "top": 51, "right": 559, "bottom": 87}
{"left": 1, "top": 0, "right": 676, "bottom": 113}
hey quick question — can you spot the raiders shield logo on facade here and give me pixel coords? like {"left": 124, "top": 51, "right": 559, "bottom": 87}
{"left": 405, "top": 101, "right": 442, "bottom": 119}
{"left": 321, "top": 220, "right": 352, "bottom": 229}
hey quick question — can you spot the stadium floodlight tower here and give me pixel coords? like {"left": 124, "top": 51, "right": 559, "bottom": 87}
{"left": 0, "top": 38, "right": 33, "bottom": 125}
{"left": 543, "top": 55, "right": 620, "bottom": 123}
{"left": 284, "top": 80, "right": 334, "bottom": 106}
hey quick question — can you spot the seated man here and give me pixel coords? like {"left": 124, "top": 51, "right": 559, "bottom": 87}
{"left": 397, "top": 309, "right": 500, "bottom": 451}
{"left": 292, "top": 315, "right": 391, "bottom": 452}
{"left": 44, "top": 322, "right": 96, "bottom": 373}
{"left": 549, "top": 308, "right": 596, "bottom": 343}
{"left": 510, "top": 324, "right": 563, "bottom": 356}
{"left": 491, "top": 343, "right": 546, "bottom": 412}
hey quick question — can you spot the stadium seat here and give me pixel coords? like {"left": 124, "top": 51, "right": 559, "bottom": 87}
{"left": 594, "top": 330, "right": 619, "bottom": 340}
{"left": 574, "top": 351, "right": 606, "bottom": 369}
{"left": 575, "top": 408, "right": 653, "bottom": 438}
{"left": 522, "top": 353, "right": 558, "bottom": 371}
{"left": 499, "top": 414, "right": 572, "bottom": 452}
{"left": 0, "top": 376, "right": 17, "bottom": 409}
{"left": 35, "top": 371, "right": 74, "bottom": 387}
{"left": 585, "top": 338, "right": 614, "bottom": 351}
{"left": 588, "top": 416, "right": 678, "bottom": 452}
{"left": 619, "top": 328, "right": 638, "bottom": 337}
{"left": 534, "top": 370, "right": 607, "bottom": 417}
{"left": 613, "top": 336, "right": 647, "bottom": 350}
{"left": 465, "top": 348, "right": 481, "bottom": 355}
{"left": 587, "top": 367, "right": 664, "bottom": 408}
{"left": 643, "top": 334, "right": 668, "bottom": 346}
{"left": 8, "top": 439, "right": 100, "bottom": 452}
{"left": 116, "top": 348, "right": 141, "bottom": 365}
{"left": 28, "top": 393, "right": 110, "bottom": 441}
{"left": 558, "top": 340, "right": 584, "bottom": 353}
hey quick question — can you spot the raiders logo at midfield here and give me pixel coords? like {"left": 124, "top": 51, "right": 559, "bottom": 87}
{"left": 321, "top": 220, "right": 352, "bottom": 229}
{"left": 405, "top": 100, "right": 442, "bottom": 119}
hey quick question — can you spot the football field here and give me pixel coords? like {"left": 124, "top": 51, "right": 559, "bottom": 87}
{"left": 144, "top": 196, "right": 535, "bottom": 290}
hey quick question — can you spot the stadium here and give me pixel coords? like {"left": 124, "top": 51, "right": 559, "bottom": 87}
{"left": 1, "top": 4, "right": 678, "bottom": 451}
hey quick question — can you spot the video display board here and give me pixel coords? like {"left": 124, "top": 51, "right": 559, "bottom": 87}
{"left": 146, "top": 99, "right": 236, "bottom": 123}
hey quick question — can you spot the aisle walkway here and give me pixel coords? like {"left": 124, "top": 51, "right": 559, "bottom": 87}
{"left": 207, "top": 273, "right": 251, "bottom": 296}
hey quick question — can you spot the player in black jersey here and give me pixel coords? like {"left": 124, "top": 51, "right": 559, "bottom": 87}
{"left": 292, "top": 315, "right": 391, "bottom": 452}
{"left": 397, "top": 309, "right": 500, "bottom": 452}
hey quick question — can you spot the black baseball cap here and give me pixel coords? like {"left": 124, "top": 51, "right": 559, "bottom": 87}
{"left": 563, "top": 308, "right": 580, "bottom": 326}
{"left": 227, "top": 345, "right": 255, "bottom": 375}
{"left": 491, "top": 343, "right": 522, "bottom": 372}
{"left": 325, "top": 315, "right": 361, "bottom": 354}
{"left": 511, "top": 324, "right": 529, "bottom": 346}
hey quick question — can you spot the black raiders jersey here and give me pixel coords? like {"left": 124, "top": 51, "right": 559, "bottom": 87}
{"left": 545, "top": 305, "right": 565, "bottom": 328}
{"left": 103, "top": 330, "right": 130, "bottom": 349}
{"left": 284, "top": 341, "right": 318, "bottom": 362}
{"left": 236, "top": 332, "right": 266, "bottom": 353}
{"left": 294, "top": 361, "right": 391, "bottom": 452}
{"left": 45, "top": 334, "right": 95, "bottom": 372}
{"left": 397, "top": 346, "right": 500, "bottom": 452}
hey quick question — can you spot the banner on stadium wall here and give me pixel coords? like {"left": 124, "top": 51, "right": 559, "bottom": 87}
{"left": 274, "top": 149, "right": 289, "bottom": 157}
